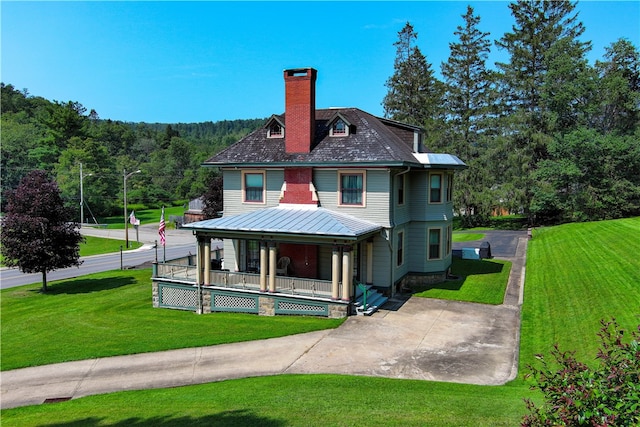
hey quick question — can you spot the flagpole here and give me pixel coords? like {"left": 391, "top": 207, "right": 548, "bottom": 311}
{"left": 159, "top": 206, "right": 166, "bottom": 263}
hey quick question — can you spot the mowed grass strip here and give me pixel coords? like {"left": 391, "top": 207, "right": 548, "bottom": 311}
{"left": 0, "top": 269, "right": 344, "bottom": 371}
{"left": 79, "top": 235, "right": 143, "bottom": 257}
{"left": 1, "top": 375, "right": 533, "bottom": 427}
{"left": 99, "top": 206, "right": 184, "bottom": 229}
{"left": 452, "top": 232, "right": 486, "bottom": 242}
{"left": 520, "top": 217, "right": 640, "bottom": 368}
{"left": 413, "top": 258, "right": 511, "bottom": 305}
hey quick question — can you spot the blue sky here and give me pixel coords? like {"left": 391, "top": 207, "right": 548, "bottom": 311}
{"left": 2, "top": 1, "right": 639, "bottom": 123}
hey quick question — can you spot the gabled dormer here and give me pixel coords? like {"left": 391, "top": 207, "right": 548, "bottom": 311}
{"left": 328, "top": 112, "right": 353, "bottom": 137}
{"left": 265, "top": 115, "right": 285, "bottom": 139}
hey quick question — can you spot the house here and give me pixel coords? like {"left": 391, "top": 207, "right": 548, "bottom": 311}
{"left": 183, "top": 197, "right": 205, "bottom": 225}
{"left": 152, "top": 67, "right": 466, "bottom": 318}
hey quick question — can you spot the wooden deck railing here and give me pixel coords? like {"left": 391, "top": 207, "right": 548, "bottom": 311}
{"left": 155, "top": 264, "right": 337, "bottom": 299}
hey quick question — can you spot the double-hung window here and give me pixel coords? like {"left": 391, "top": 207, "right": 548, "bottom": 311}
{"left": 339, "top": 171, "right": 364, "bottom": 206}
{"left": 428, "top": 228, "right": 441, "bottom": 260}
{"left": 397, "top": 231, "right": 404, "bottom": 266}
{"left": 396, "top": 174, "right": 405, "bottom": 205}
{"left": 243, "top": 171, "right": 264, "bottom": 203}
{"left": 446, "top": 174, "right": 454, "bottom": 202}
{"left": 429, "top": 173, "right": 442, "bottom": 203}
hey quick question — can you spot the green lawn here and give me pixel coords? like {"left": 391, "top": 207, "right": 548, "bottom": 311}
{"left": 80, "top": 235, "right": 143, "bottom": 256}
{"left": 452, "top": 232, "right": 486, "bottom": 242}
{"left": 412, "top": 258, "right": 511, "bottom": 305}
{"left": 2, "top": 217, "right": 639, "bottom": 425}
{"left": 0, "top": 269, "right": 344, "bottom": 371}
{"left": 520, "top": 217, "right": 640, "bottom": 368}
{"left": 2, "top": 376, "right": 533, "bottom": 427}
{"left": 99, "top": 206, "right": 185, "bottom": 229}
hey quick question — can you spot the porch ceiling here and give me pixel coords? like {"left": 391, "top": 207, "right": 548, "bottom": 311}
{"left": 182, "top": 205, "right": 382, "bottom": 241}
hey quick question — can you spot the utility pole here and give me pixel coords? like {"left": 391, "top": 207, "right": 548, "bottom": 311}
{"left": 123, "top": 168, "right": 141, "bottom": 248}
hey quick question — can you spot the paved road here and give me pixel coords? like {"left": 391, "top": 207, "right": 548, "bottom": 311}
{"left": 0, "top": 225, "right": 215, "bottom": 289}
{"left": 1, "top": 231, "right": 528, "bottom": 410}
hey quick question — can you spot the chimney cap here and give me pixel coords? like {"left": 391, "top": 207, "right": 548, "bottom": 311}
{"left": 284, "top": 67, "right": 317, "bottom": 77}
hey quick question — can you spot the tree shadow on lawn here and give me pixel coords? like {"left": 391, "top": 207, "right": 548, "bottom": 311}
{"left": 31, "top": 276, "right": 138, "bottom": 295}
{"left": 37, "top": 409, "right": 284, "bottom": 427}
{"left": 413, "top": 259, "right": 505, "bottom": 292}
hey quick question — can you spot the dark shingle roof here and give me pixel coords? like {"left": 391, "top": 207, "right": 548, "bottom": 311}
{"left": 203, "top": 108, "right": 429, "bottom": 167}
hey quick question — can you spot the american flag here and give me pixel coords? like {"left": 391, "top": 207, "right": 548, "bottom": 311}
{"left": 159, "top": 206, "right": 166, "bottom": 246}
{"left": 129, "top": 210, "right": 136, "bottom": 225}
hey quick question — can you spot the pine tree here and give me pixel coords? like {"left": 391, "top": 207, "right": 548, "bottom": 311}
{"left": 441, "top": 5, "right": 496, "bottom": 219}
{"left": 382, "top": 22, "right": 444, "bottom": 145}
{"left": 595, "top": 38, "right": 640, "bottom": 135}
{"left": 1, "top": 171, "right": 84, "bottom": 292}
{"left": 494, "top": 0, "right": 588, "bottom": 220}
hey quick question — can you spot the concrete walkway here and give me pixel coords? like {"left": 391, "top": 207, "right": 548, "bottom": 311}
{"left": 1, "top": 232, "right": 528, "bottom": 410}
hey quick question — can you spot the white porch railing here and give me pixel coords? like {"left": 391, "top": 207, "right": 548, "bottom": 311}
{"left": 155, "top": 264, "right": 338, "bottom": 299}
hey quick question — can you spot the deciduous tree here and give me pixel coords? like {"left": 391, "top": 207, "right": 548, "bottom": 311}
{"left": 1, "top": 171, "right": 84, "bottom": 292}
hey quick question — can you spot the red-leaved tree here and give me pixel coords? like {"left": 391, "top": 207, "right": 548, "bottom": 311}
{"left": 1, "top": 170, "right": 84, "bottom": 292}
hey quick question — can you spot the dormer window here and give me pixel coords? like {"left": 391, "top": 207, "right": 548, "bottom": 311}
{"left": 268, "top": 122, "right": 284, "bottom": 138}
{"left": 329, "top": 116, "right": 351, "bottom": 137}
{"left": 332, "top": 119, "right": 347, "bottom": 135}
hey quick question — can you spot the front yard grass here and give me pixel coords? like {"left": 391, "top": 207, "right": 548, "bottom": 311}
{"left": 0, "top": 269, "right": 344, "bottom": 371}
{"left": 2, "top": 217, "right": 639, "bottom": 426}
{"left": 412, "top": 258, "right": 511, "bottom": 305}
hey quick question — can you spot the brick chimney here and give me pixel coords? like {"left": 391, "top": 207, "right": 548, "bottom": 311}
{"left": 284, "top": 68, "right": 317, "bottom": 154}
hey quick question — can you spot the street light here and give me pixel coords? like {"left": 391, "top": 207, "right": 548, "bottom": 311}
{"left": 124, "top": 168, "right": 141, "bottom": 248}
{"left": 79, "top": 162, "right": 93, "bottom": 227}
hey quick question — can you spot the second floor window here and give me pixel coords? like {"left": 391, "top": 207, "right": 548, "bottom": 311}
{"left": 446, "top": 174, "right": 454, "bottom": 202}
{"left": 340, "top": 172, "right": 364, "bottom": 205}
{"left": 397, "top": 174, "right": 405, "bottom": 205}
{"left": 430, "top": 173, "right": 442, "bottom": 203}
{"left": 244, "top": 172, "right": 264, "bottom": 203}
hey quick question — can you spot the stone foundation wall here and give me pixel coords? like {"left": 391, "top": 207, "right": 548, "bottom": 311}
{"left": 259, "top": 296, "right": 275, "bottom": 316}
{"left": 398, "top": 272, "right": 447, "bottom": 292}
{"left": 152, "top": 282, "right": 159, "bottom": 308}
{"left": 202, "top": 290, "right": 211, "bottom": 314}
{"left": 328, "top": 303, "right": 348, "bottom": 319}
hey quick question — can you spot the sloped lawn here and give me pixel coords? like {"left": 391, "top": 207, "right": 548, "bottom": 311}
{"left": 3, "top": 217, "right": 639, "bottom": 425}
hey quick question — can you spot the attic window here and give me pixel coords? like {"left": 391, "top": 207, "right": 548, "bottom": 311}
{"left": 330, "top": 119, "right": 349, "bottom": 137}
{"left": 268, "top": 123, "right": 283, "bottom": 138}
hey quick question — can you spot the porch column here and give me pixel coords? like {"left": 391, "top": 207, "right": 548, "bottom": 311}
{"left": 259, "top": 241, "right": 268, "bottom": 292}
{"left": 268, "top": 242, "right": 277, "bottom": 293}
{"left": 366, "top": 240, "right": 374, "bottom": 285}
{"left": 203, "top": 238, "right": 211, "bottom": 286}
{"left": 196, "top": 237, "right": 203, "bottom": 284}
{"left": 341, "top": 245, "right": 352, "bottom": 301}
{"left": 331, "top": 245, "right": 340, "bottom": 300}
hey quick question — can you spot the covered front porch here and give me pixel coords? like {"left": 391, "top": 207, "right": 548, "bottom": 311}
{"left": 152, "top": 206, "right": 386, "bottom": 318}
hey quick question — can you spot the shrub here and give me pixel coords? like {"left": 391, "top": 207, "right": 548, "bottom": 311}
{"left": 523, "top": 319, "right": 640, "bottom": 426}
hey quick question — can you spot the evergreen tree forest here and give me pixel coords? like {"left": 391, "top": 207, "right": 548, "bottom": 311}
{"left": 384, "top": 1, "right": 640, "bottom": 225}
{"left": 1, "top": 83, "right": 265, "bottom": 219}
{"left": 2, "top": 1, "right": 638, "bottom": 226}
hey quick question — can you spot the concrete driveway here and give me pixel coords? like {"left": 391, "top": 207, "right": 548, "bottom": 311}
{"left": 1, "top": 232, "right": 527, "bottom": 409}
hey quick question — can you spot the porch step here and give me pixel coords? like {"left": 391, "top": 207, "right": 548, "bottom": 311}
{"left": 354, "top": 285, "right": 388, "bottom": 316}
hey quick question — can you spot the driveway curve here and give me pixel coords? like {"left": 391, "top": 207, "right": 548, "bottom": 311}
{"left": 1, "top": 232, "right": 528, "bottom": 409}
